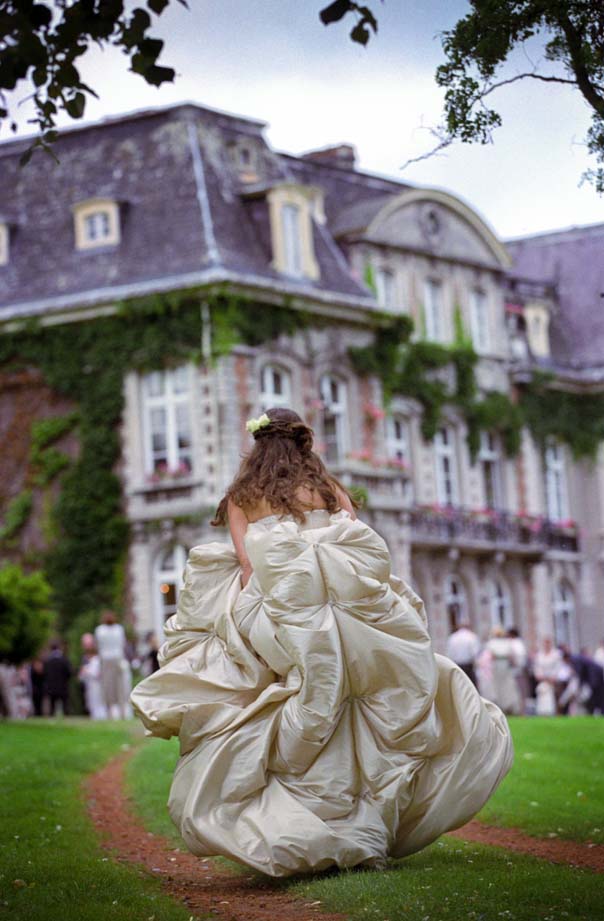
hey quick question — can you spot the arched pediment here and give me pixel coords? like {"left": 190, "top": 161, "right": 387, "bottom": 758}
{"left": 338, "top": 188, "right": 511, "bottom": 270}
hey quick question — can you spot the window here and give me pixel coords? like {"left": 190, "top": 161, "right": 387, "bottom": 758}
{"left": 73, "top": 198, "right": 120, "bottom": 250}
{"left": 320, "top": 375, "right": 347, "bottom": 465}
{"left": 0, "top": 222, "right": 9, "bottom": 266}
{"left": 386, "top": 415, "right": 408, "bottom": 464}
{"left": 375, "top": 267, "right": 396, "bottom": 310}
{"left": 553, "top": 580, "right": 575, "bottom": 648}
{"left": 545, "top": 441, "right": 568, "bottom": 522}
{"left": 478, "top": 431, "right": 502, "bottom": 510}
{"left": 445, "top": 574, "right": 467, "bottom": 631}
{"left": 281, "top": 203, "right": 303, "bottom": 277}
{"left": 154, "top": 545, "right": 187, "bottom": 634}
{"left": 260, "top": 364, "right": 291, "bottom": 410}
{"left": 142, "top": 366, "right": 193, "bottom": 477}
{"left": 424, "top": 279, "right": 444, "bottom": 341}
{"left": 470, "top": 289, "right": 490, "bottom": 352}
{"left": 434, "top": 427, "right": 459, "bottom": 505}
{"left": 490, "top": 580, "right": 514, "bottom": 629}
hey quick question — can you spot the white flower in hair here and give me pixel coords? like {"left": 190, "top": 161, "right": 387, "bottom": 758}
{"left": 246, "top": 413, "right": 271, "bottom": 434}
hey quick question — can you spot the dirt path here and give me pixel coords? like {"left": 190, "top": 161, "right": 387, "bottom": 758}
{"left": 450, "top": 819, "right": 604, "bottom": 872}
{"left": 84, "top": 751, "right": 347, "bottom": 921}
{"left": 85, "top": 752, "right": 604, "bottom": 921}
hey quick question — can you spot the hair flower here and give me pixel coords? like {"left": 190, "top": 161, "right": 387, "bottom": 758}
{"left": 246, "top": 413, "right": 271, "bottom": 434}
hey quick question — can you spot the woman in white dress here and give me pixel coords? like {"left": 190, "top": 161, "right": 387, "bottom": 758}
{"left": 483, "top": 627, "right": 522, "bottom": 715}
{"left": 131, "top": 408, "right": 513, "bottom": 877}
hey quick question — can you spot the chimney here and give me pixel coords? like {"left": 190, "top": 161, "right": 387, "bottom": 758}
{"left": 301, "top": 144, "right": 357, "bottom": 169}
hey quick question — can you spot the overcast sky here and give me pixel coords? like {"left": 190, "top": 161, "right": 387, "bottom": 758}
{"left": 6, "top": 0, "right": 603, "bottom": 239}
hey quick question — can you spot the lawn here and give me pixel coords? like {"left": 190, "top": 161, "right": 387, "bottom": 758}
{"left": 0, "top": 720, "right": 193, "bottom": 921}
{"left": 480, "top": 717, "right": 604, "bottom": 843}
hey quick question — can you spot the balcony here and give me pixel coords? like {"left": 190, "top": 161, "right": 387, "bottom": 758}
{"left": 408, "top": 505, "right": 579, "bottom": 558}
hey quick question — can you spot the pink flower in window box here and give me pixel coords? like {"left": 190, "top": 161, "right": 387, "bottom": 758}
{"left": 363, "top": 402, "right": 386, "bottom": 421}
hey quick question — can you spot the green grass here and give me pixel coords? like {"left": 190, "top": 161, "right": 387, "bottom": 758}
{"left": 291, "top": 837, "right": 604, "bottom": 921}
{"left": 478, "top": 716, "right": 604, "bottom": 843}
{"left": 126, "top": 734, "right": 182, "bottom": 845}
{"left": 0, "top": 720, "right": 193, "bottom": 921}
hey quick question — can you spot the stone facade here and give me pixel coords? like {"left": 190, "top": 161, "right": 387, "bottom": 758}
{"left": 1, "top": 102, "right": 602, "bottom": 654}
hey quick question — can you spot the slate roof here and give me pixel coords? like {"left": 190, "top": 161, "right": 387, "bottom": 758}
{"left": 0, "top": 102, "right": 383, "bottom": 321}
{"left": 506, "top": 224, "right": 604, "bottom": 371}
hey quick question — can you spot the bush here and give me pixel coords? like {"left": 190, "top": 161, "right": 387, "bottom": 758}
{"left": 0, "top": 564, "right": 54, "bottom": 664}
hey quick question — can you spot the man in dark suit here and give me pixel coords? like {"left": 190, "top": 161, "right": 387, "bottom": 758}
{"left": 562, "top": 649, "right": 604, "bottom": 715}
{"left": 43, "top": 643, "right": 72, "bottom": 716}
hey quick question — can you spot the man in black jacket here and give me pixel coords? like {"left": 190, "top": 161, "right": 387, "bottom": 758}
{"left": 43, "top": 643, "right": 72, "bottom": 716}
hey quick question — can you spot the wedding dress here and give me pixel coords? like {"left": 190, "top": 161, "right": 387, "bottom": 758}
{"left": 131, "top": 509, "right": 513, "bottom": 877}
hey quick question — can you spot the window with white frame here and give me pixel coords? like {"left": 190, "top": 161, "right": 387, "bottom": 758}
{"left": 445, "top": 574, "right": 467, "bottom": 631}
{"left": 386, "top": 415, "right": 408, "bottom": 464}
{"left": 553, "top": 580, "right": 575, "bottom": 648}
{"left": 375, "top": 267, "right": 396, "bottom": 311}
{"left": 470, "top": 289, "right": 490, "bottom": 352}
{"left": 259, "top": 364, "right": 291, "bottom": 411}
{"left": 320, "top": 375, "right": 347, "bottom": 465}
{"left": 478, "top": 431, "right": 502, "bottom": 509}
{"left": 154, "top": 544, "right": 187, "bottom": 635}
{"left": 434, "top": 426, "right": 459, "bottom": 505}
{"left": 142, "top": 366, "right": 193, "bottom": 478}
{"left": 424, "top": 279, "right": 444, "bottom": 341}
{"left": 281, "top": 203, "right": 303, "bottom": 276}
{"left": 545, "top": 441, "right": 568, "bottom": 522}
{"left": 490, "top": 579, "right": 514, "bottom": 629}
{"left": 73, "top": 198, "right": 120, "bottom": 250}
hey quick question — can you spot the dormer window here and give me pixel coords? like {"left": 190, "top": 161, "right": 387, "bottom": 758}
{"left": 267, "top": 184, "right": 320, "bottom": 281}
{"left": 0, "top": 222, "right": 9, "bottom": 266}
{"left": 73, "top": 198, "right": 120, "bottom": 251}
{"left": 282, "top": 203, "right": 303, "bottom": 276}
{"left": 375, "top": 266, "right": 396, "bottom": 310}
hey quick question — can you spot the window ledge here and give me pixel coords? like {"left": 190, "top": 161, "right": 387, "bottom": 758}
{"left": 131, "top": 475, "right": 202, "bottom": 496}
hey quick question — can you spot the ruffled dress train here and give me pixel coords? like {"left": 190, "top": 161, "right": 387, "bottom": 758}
{"left": 131, "top": 509, "right": 513, "bottom": 877}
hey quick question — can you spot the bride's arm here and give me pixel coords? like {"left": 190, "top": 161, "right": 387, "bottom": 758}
{"left": 227, "top": 499, "right": 253, "bottom": 586}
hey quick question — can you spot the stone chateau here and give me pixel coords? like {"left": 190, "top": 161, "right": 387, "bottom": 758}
{"left": 1, "top": 101, "right": 603, "bottom": 654}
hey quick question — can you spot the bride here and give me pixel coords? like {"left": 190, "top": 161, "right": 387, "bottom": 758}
{"left": 131, "top": 407, "right": 513, "bottom": 877}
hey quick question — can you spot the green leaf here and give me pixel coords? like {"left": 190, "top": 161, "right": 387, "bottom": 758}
{"left": 350, "top": 21, "right": 370, "bottom": 45}
{"left": 147, "top": 0, "right": 170, "bottom": 12}
{"left": 320, "top": 0, "right": 352, "bottom": 25}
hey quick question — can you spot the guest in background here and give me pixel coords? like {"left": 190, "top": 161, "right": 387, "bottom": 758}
{"left": 507, "top": 627, "right": 528, "bottom": 715}
{"left": 43, "top": 642, "right": 72, "bottom": 716}
{"left": 484, "top": 626, "right": 522, "bottom": 715}
{"left": 533, "top": 637, "right": 562, "bottom": 716}
{"left": 29, "top": 657, "right": 46, "bottom": 716}
{"left": 446, "top": 621, "right": 481, "bottom": 687}
{"left": 562, "top": 649, "right": 604, "bottom": 716}
{"left": 141, "top": 631, "right": 160, "bottom": 677}
{"left": 94, "top": 610, "right": 129, "bottom": 720}
{"left": 79, "top": 642, "right": 107, "bottom": 720}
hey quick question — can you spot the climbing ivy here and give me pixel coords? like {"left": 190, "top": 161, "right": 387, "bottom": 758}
{"left": 349, "top": 313, "right": 523, "bottom": 456}
{"left": 0, "top": 289, "right": 310, "bottom": 628}
{"left": 348, "top": 314, "right": 604, "bottom": 462}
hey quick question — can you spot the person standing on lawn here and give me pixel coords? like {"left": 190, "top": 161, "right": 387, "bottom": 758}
{"left": 43, "top": 642, "right": 72, "bottom": 716}
{"left": 446, "top": 620, "right": 481, "bottom": 686}
{"left": 507, "top": 627, "right": 528, "bottom": 715}
{"left": 94, "top": 610, "right": 129, "bottom": 719}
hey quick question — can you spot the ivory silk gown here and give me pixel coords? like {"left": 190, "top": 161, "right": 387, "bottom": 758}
{"left": 131, "top": 509, "right": 513, "bottom": 877}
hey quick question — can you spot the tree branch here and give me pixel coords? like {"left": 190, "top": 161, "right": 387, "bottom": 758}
{"left": 557, "top": 12, "right": 604, "bottom": 117}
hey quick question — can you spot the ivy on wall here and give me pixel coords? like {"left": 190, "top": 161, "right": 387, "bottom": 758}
{"left": 349, "top": 314, "right": 603, "bottom": 462}
{"left": 0, "top": 290, "right": 310, "bottom": 629}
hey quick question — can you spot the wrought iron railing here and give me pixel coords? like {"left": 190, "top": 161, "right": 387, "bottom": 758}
{"left": 409, "top": 505, "right": 579, "bottom": 553}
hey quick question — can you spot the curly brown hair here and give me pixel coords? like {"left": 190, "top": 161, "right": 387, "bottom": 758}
{"left": 211, "top": 407, "right": 358, "bottom": 526}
